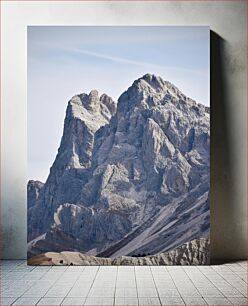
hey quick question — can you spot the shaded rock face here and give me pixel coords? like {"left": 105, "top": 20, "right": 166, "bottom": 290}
{"left": 27, "top": 180, "right": 44, "bottom": 209}
{"left": 28, "top": 238, "right": 210, "bottom": 266}
{"left": 28, "top": 74, "right": 210, "bottom": 263}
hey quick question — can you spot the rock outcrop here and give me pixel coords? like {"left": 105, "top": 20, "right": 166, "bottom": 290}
{"left": 28, "top": 237, "right": 210, "bottom": 266}
{"left": 28, "top": 74, "right": 210, "bottom": 264}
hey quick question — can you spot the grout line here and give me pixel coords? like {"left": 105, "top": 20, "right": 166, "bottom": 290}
{"left": 182, "top": 266, "right": 208, "bottom": 302}
{"left": 150, "top": 266, "right": 162, "bottom": 306}
{"left": 9, "top": 297, "right": 19, "bottom": 306}
{"left": 134, "top": 266, "right": 139, "bottom": 305}
{"left": 113, "top": 266, "right": 118, "bottom": 306}
{"left": 35, "top": 296, "right": 42, "bottom": 306}
{"left": 83, "top": 266, "right": 100, "bottom": 305}
{"left": 60, "top": 266, "right": 86, "bottom": 304}
{"left": 165, "top": 266, "right": 186, "bottom": 305}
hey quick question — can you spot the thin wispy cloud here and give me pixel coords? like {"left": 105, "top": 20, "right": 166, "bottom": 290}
{"left": 68, "top": 47, "right": 207, "bottom": 77}
{"left": 33, "top": 41, "right": 207, "bottom": 77}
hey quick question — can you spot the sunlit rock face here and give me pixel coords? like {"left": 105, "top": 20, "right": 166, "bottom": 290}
{"left": 28, "top": 74, "right": 210, "bottom": 263}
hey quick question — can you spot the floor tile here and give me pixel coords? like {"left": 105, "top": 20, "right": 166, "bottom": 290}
{"left": 37, "top": 297, "right": 64, "bottom": 305}
{"left": 137, "top": 287, "right": 158, "bottom": 297}
{"left": 197, "top": 287, "right": 224, "bottom": 297}
{"left": 66, "top": 266, "right": 85, "bottom": 272}
{"left": 139, "top": 297, "right": 161, "bottom": 305}
{"left": 45, "top": 285, "right": 73, "bottom": 297}
{"left": 182, "top": 297, "right": 207, "bottom": 305}
{"left": 157, "top": 288, "right": 180, "bottom": 297}
{"left": 22, "top": 283, "right": 54, "bottom": 297}
{"left": 83, "top": 266, "right": 99, "bottom": 274}
{"left": 49, "top": 266, "right": 68, "bottom": 272}
{"left": 228, "top": 297, "right": 248, "bottom": 305}
{"left": 32, "top": 266, "right": 52, "bottom": 272}
{"left": 118, "top": 266, "right": 135, "bottom": 273}
{"left": 217, "top": 286, "right": 244, "bottom": 297}
{"left": 2, "top": 289, "right": 29, "bottom": 298}
{"left": 76, "top": 278, "right": 95, "bottom": 285}
{"left": 115, "top": 297, "right": 139, "bottom": 305}
{"left": 203, "top": 297, "right": 232, "bottom": 305}
{"left": 116, "top": 279, "right": 136, "bottom": 288}
{"left": 4, "top": 272, "right": 28, "bottom": 280}
{"left": 67, "top": 285, "right": 91, "bottom": 297}
{"left": 160, "top": 297, "right": 185, "bottom": 305}
{"left": 154, "top": 281, "right": 177, "bottom": 288}
{"left": 85, "top": 297, "right": 114, "bottom": 305}
{"left": 136, "top": 279, "right": 156, "bottom": 287}
{"left": 0, "top": 297, "right": 18, "bottom": 305}
{"left": 88, "top": 287, "right": 115, "bottom": 298}
{"left": 99, "top": 266, "right": 117, "bottom": 272}
{"left": 12, "top": 297, "right": 41, "bottom": 305}
{"left": 178, "top": 289, "right": 201, "bottom": 297}
{"left": 115, "top": 287, "right": 137, "bottom": 298}
{"left": 61, "top": 297, "right": 86, "bottom": 305}
{"left": 92, "top": 280, "right": 116, "bottom": 288}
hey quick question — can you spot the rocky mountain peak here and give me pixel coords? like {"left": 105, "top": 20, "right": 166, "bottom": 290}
{"left": 117, "top": 74, "right": 208, "bottom": 121}
{"left": 117, "top": 74, "right": 184, "bottom": 117}
{"left": 132, "top": 73, "right": 181, "bottom": 96}
{"left": 136, "top": 73, "right": 168, "bottom": 91}
{"left": 67, "top": 90, "right": 116, "bottom": 128}
{"left": 73, "top": 89, "right": 100, "bottom": 112}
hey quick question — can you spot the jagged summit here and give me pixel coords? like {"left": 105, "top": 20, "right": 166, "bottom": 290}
{"left": 117, "top": 74, "right": 208, "bottom": 118}
{"left": 68, "top": 90, "right": 116, "bottom": 123}
{"left": 135, "top": 73, "right": 170, "bottom": 90}
{"left": 69, "top": 88, "right": 125, "bottom": 125}
{"left": 130, "top": 73, "right": 183, "bottom": 98}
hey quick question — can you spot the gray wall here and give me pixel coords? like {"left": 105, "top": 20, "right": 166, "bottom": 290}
{"left": 1, "top": 1, "right": 247, "bottom": 260}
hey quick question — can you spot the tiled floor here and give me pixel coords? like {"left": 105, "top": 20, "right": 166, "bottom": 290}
{"left": 0, "top": 260, "right": 247, "bottom": 305}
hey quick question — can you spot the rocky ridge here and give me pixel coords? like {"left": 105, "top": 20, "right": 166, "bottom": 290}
{"left": 28, "top": 237, "right": 210, "bottom": 266}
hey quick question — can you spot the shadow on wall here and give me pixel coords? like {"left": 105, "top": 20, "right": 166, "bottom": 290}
{"left": 210, "top": 31, "right": 244, "bottom": 262}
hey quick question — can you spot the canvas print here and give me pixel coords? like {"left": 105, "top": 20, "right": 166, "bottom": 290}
{"left": 27, "top": 26, "right": 210, "bottom": 265}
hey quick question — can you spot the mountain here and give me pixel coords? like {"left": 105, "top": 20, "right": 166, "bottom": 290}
{"left": 28, "top": 74, "right": 210, "bottom": 263}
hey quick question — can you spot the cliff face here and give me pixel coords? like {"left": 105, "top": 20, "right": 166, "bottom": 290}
{"left": 28, "top": 91, "right": 116, "bottom": 241}
{"left": 28, "top": 74, "right": 210, "bottom": 263}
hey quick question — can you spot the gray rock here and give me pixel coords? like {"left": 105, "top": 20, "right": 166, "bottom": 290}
{"left": 28, "top": 74, "right": 210, "bottom": 263}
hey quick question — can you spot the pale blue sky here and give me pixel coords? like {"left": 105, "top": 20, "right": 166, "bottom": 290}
{"left": 28, "top": 26, "right": 209, "bottom": 182}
